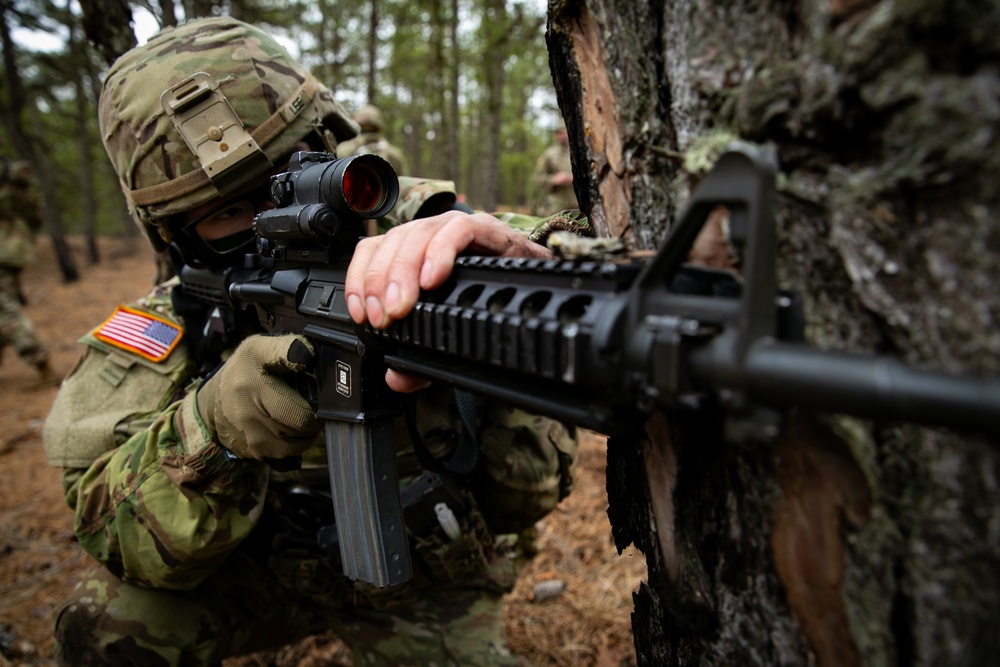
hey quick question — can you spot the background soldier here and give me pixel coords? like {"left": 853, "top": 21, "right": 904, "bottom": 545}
{"left": 532, "top": 123, "right": 577, "bottom": 215}
{"left": 336, "top": 103, "right": 410, "bottom": 175}
{"left": 43, "top": 18, "right": 576, "bottom": 666}
{"left": 0, "top": 157, "right": 55, "bottom": 386}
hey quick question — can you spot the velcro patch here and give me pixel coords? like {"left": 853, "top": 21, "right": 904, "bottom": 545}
{"left": 94, "top": 306, "right": 183, "bottom": 363}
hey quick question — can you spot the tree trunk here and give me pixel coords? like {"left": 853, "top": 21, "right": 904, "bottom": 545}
{"left": 0, "top": 1, "right": 78, "bottom": 283}
{"left": 26, "top": 110, "right": 79, "bottom": 282}
{"left": 479, "top": 0, "right": 508, "bottom": 212}
{"left": 315, "top": 0, "right": 333, "bottom": 87}
{"left": 429, "top": 0, "right": 446, "bottom": 179}
{"left": 160, "top": 0, "right": 178, "bottom": 29}
{"left": 70, "top": 18, "right": 99, "bottom": 265}
{"left": 366, "top": 0, "right": 378, "bottom": 105}
{"left": 445, "top": 0, "right": 460, "bottom": 188}
{"left": 78, "top": 0, "right": 136, "bottom": 66}
{"left": 546, "top": 1, "right": 1000, "bottom": 665}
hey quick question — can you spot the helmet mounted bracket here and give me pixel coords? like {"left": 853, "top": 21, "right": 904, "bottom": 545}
{"left": 161, "top": 72, "right": 273, "bottom": 197}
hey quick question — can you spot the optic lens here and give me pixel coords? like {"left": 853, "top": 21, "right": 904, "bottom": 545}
{"left": 342, "top": 162, "right": 385, "bottom": 214}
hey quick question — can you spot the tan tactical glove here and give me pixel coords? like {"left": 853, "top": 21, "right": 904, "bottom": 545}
{"left": 197, "top": 334, "right": 323, "bottom": 460}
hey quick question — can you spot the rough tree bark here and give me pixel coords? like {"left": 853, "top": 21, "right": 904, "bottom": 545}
{"left": 546, "top": 1, "right": 1000, "bottom": 665}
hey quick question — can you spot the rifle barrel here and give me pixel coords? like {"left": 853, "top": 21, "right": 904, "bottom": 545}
{"left": 695, "top": 340, "right": 1000, "bottom": 439}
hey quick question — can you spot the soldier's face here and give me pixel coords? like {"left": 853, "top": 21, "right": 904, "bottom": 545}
{"left": 178, "top": 140, "right": 314, "bottom": 242}
{"left": 180, "top": 178, "right": 273, "bottom": 242}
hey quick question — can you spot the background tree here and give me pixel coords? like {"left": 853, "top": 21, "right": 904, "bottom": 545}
{"left": 76, "top": 0, "right": 138, "bottom": 241}
{"left": 445, "top": 0, "right": 459, "bottom": 185}
{"left": 365, "top": 0, "right": 378, "bottom": 104}
{"left": 0, "top": 0, "right": 79, "bottom": 281}
{"left": 79, "top": 0, "right": 135, "bottom": 64}
{"left": 476, "top": 0, "right": 507, "bottom": 211}
{"left": 547, "top": 1, "right": 1000, "bottom": 665}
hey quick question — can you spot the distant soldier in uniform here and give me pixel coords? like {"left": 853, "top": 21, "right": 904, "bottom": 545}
{"left": 0, "top": 157, "right": 55, "bottom": 386}
{"left": 533, "top": 123, "right": 577, "bottom": 215}
{"left": 43, "top": 17, "right": 577, "bottom": 666}
{"left": 336, "top": 104, "right": 410, "bottom": 175}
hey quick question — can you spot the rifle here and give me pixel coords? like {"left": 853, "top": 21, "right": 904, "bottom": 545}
{"left": 179, "top": 148, "right": 1000, "bottom": 588}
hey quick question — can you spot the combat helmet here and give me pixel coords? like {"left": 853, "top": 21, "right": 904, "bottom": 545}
{"left": 99, "top": 16, "right": 360, "bottom": 265}
{"left": 9, "top": 160, "right": 34, "bottom": 185}
{"left": 354, "top": 104, "right": 384, "bottom": 132}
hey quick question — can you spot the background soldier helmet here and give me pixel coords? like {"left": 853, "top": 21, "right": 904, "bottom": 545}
{"left": 8, "top": 160, "right": 35, "bottom": 187}
{"left": 98, "top": 17, "right": 360, "bottom": 257}
{"left": 354, "top": 104, "right": 384, "bottom": 131}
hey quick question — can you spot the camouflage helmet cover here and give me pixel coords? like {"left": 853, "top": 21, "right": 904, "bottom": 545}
{"left": 99, "top": 17, "right": 360, "bottom": 250}
{"left": 354, "top": 104, "right": 383, "bottom": 131}
{"left": 9, "top": 160, "right": 34, "bottom": 184}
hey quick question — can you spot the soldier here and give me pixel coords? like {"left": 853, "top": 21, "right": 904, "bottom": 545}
{"left": 0, "top": 157, "right": 56, "bottom": 386}
{"left": 336, "top": 103, "right": 410, "bottom": 175}
{"left": 532, "top": 123, "right": 577, "bottom": 215}
{"left": 42, "top": 17, "right": 577, "bottom": 666}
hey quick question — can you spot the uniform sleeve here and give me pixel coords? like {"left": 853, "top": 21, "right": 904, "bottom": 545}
{"left": 474, "top": 401, "right": 578, "bottom": 534}
{"left": 43, "top": 291, "right": 270, "bottom": 590}
{"left": 533, "top": 149, "right": 552, "bottom": 190}
{"left": 412, "top": 384, "right": 579, "bottom": 535}
{"left": 60, "top": 388, "right": 268, "bottom": 590}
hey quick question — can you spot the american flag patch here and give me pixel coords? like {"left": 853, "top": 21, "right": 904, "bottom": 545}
{"left": 94, "top": 306, "right": 183, "bottom": 363}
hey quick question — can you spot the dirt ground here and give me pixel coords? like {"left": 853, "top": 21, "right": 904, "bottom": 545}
{"left": 0, "top": 236, "right": 646, "bottom": 666}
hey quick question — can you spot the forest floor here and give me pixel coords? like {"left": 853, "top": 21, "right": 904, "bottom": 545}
{"left": 0, "top": 236, "right": 646, "bottom": 666}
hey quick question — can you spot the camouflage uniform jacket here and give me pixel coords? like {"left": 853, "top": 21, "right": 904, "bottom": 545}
{"left": 0, "top": 176, "right": 41, "bottom": 270}
{"left": 533, "top": 143, "right": 577, "bottom": 215}
{"left": 336, "top": 131, "right": 410, "bottom": 176}
{"left": 43, "top": 220, "right": 580, "bottom": 594}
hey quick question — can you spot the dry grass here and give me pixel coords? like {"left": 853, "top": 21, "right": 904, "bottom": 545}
{"left": 503, "top": 434, "right": 645, "bottom": 666}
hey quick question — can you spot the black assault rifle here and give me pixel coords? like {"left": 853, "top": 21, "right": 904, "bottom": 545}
{"left": 179, "top": 148, "right": 1000, "bottom": 588}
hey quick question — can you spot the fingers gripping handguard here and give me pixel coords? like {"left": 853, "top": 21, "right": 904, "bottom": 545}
{"left": 197, "top": 334, "right": 323, "bottom": 460}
